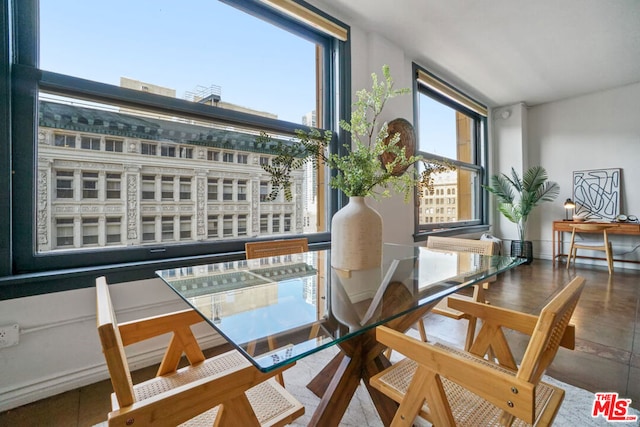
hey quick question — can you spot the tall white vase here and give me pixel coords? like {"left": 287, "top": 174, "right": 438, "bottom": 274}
{"left": 331, "top": 196, "right": 383, "bottom": 271}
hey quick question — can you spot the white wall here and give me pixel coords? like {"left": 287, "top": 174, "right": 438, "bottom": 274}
{"left": 492, "top": 82, "right": 640, "bottom": 266}
{"left": 0, "top": 278, "right": 223, "bottom": 411}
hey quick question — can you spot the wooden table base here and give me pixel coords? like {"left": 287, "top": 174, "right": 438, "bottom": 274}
{"left": 306, "top": 284, "right": 437, "bottom": 427}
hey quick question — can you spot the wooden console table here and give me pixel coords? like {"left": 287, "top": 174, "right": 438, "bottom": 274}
{"left": 552, "top": 220, "right": 640, "bottom": 266}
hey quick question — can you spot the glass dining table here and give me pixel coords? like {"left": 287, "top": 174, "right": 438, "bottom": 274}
{"left": 156, "top": 243, "right": 523, "bottom": 426}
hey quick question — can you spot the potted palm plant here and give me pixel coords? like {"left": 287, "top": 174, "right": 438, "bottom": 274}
{"left": 259, "top": 65, "right": 452, "bottom": 271}
{"left": 484, "top": 166, "right": 560, "bottom": 264}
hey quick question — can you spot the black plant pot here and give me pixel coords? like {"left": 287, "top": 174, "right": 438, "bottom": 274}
{"left": 511, "top": 240, "right": 533, "bottom": 264}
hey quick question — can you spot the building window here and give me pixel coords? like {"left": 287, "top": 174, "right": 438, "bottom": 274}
{"left": 56, "top": 218, "right": 75, "bottom": 247}
{"left": 207, "top": 178, "right": 218, "bottom": 201}
{"left": 82, "top": 172, "right": 99, "bottom": 199}
{"left": 161, "top": 176, "right": 174, "bottom": 200}
{"left": 260, "top": 181, "right": 269, "bottom": 202}
{"left": 284, "top": 214, "right": 291, "bottom": 232}
{"left": 237, "top": 180, "right": 247, "bottom": 201}
{"left": 207, "top": 215, "right": 219, "bottom": 238}
{"left": 142, "top": 216, "right": 156, "bottom": 242}
{"left": 223, "top": 215, "right": 233, "bottom": 237}
{"left": 15, "top": 0, "right": 346, "bottom": 280}
{"left": 208, "top": 150, "right": 219, "bottom": 161}
{"left": 161, "top": 216, "right": 174, "bottom": 241}
{"left": 81, "top": 136, "right": 100, "bottom": 150}
{"left": 259, "top": 156, "right": 269, "bottom": 166}
{"left": 54, "top": 133, "right": 75, "bottom": 148}
{"left": 161, "top": 144, "right": 176, "bottom": 157}
{"left": 260, "top": 214, "right": 269, "bottom": 233}
{"left": 56, "top": 171, "right": 74, "bottom": 199}
{"left": 106, "top": 217, "right": 121, "bottom": 244}
{"left": 237, "top": 214, "right": 247, "bottom": 236}
{"left": 179, "top": 147, "right": 193, "bottom": 159}
{"left": 82, "top": 217, "right": 99, "bottom": 245}
{"left": 272, "top": 215, "right": 281, "bottom": 233}
{"left": 142, "top": 175, "right": 156, "bottom": 200}
{"left": 141, "top": 142, "right": 157, "bottom": 156}
{"left": 106, "top": 173, "right": 121, "bottom": 199}
{"left": 105, "top": 139, "right": 123, "bottom": 152}
{"left": 414, "top": 64, "right": 487, "bottom": 235}
{"left": 179, "top": 177, "right": 191, "bottom": 200}
{"left": 180, "top": 216, "right": 191, "bottom": 240}
{"left": 223, "top": 179, "right": 233, "bottom": 201}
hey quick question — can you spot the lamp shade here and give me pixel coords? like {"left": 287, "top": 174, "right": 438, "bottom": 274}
{"left": 564, "top": 198, "right": 576, "bottom": 209}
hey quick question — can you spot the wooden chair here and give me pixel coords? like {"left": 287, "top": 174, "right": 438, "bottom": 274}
{"left": 96, "top": 276, "right": 304, "bottom": 427}
{"left": 245, "top": 237, "right": 310, "bottom": 386}
{"left": 371, "top": 276, "right": 585, "bottom": 427}
{"left": 245, "top": 238, "right": 309, "bottom": 260}
{"left": 423, "top": 236, "right": 496, "bottom": 351}
{"left": 566, "top": 223, "right": 616, "bottom": 274}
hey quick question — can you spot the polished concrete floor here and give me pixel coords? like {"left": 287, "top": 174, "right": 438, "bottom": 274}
{"left": 1, "top": 259, "right": 638, "bottom": 426}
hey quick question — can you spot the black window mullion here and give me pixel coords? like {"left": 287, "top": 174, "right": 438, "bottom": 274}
{"left": 6, "top": 0, "right": 345, "bottom": 288}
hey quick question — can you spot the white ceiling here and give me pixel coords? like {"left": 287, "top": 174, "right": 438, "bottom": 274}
{"left": 310, "top": 0, "right": 640, "bottom": 108}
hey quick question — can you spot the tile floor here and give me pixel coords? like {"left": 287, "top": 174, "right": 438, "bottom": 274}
{"left": 1, "top": 259, "right": 638, "bottom": 426}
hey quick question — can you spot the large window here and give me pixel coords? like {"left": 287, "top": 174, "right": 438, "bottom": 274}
{"left": 6, "top": 0, "right": 348, "bottom": 285}
{"left": 413, "top": 65, "right": 488, "bottom": 236}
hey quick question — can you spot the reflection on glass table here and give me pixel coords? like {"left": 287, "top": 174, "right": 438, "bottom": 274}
{"left": 156, "top": 244, "right": 523, "bottom": 427}
{"left": 157, "top": 245, "right": 521, "bottom": 371}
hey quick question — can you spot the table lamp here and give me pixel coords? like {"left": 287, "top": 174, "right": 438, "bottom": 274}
{"left": 563, "top": 198, "right": 575, "bottom": 221}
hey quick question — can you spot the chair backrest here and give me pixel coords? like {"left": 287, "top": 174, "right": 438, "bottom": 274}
{"left": 517, "top": 276, "right": 585, "bottom": 384}
{"left": 426, "top": 236, "right": 495, "bottom": 255}
{"left": 570, "top": 223, "right": 617, "bottom": 241}
{"left": 95, "top": 276, "right": 136, "bottom": 408}
{"left": 245, "top": 237, "right": 309, "bottom": 259}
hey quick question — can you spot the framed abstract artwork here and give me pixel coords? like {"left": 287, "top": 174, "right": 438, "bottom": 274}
{"left": 572, "top": 168, "right": 621, "bottom": 221}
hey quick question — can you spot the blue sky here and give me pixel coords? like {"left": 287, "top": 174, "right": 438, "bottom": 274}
{"left": 39, "top": 0, "right": 316, "bottom": 124}
{"left": 40, "top": 0, "right": 458, "bottom": 157}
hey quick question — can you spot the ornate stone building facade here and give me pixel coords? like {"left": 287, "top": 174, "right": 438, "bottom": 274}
{"left": 36, "top": 100, "right": 304, "bottom": 253}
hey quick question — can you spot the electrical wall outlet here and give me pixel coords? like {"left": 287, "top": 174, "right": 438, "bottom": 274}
{"left": 0, "top": 324, "right": 20, "bottom": 348}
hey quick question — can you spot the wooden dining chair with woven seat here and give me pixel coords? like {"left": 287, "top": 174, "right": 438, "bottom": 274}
{"left": 245, "top": 237, "right": 311, "bottom": 387}
{"left": 371, "top": 276, "right": 585, "bottom": 427}
{"left": 96, "top": 276, "right": 304, "bottom": 427}
{"left": 422, "top": 236, "right": 496, "bottom": 351}
{"left": 566, "top": 223, "right": 617, "bottom": 275}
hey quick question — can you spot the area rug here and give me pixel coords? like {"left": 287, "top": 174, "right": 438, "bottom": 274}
{"left": 95, "top": 341, "right": 640, "bottom": 427}
{"left": 281, "top": 344, "right": 640, "bottom": 426}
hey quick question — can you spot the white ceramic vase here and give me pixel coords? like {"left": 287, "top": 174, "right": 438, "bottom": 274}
{"left": 331, "top": 196, "right": 383, "bottom": 271}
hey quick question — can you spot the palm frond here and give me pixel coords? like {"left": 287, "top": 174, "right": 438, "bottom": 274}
{"left": 485, "top": 166, "right": 559, "bottom": 241}
{"left": 484, "top": 174, "right": 514, "bottom": 204}
{"left": 522, "top": 165, "right": 547, "bottom": 192}
{"left": 508, "top": 167, "right": 524, "bottom": 192}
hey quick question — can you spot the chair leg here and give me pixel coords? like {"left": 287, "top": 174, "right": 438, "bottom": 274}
{"left": 418, "top": 319, "right": 428, "bottom": 342}
{"left": 464, "top": 316, "right": 477, "bottom": 351}
{"left": 606, "top": 242, "right": 614, "bottom": 274}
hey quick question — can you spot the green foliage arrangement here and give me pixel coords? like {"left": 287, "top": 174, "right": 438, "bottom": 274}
{"left": 259, "top": 65, "right": 453, "bottom": 202}
{"left": 483, "top": 166, "right": 560, "bottom": 241}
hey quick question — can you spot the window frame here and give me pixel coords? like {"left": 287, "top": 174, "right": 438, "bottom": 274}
{"left": 412, "top": 63, "right": 489, "bottom": 241}
{"left": 2, "top": 0, "right": 349, "bottom": 299}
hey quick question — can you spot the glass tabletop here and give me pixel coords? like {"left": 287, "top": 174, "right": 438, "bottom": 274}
{"left": 156, "top": 244, "right": 523, "bottom": 372}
